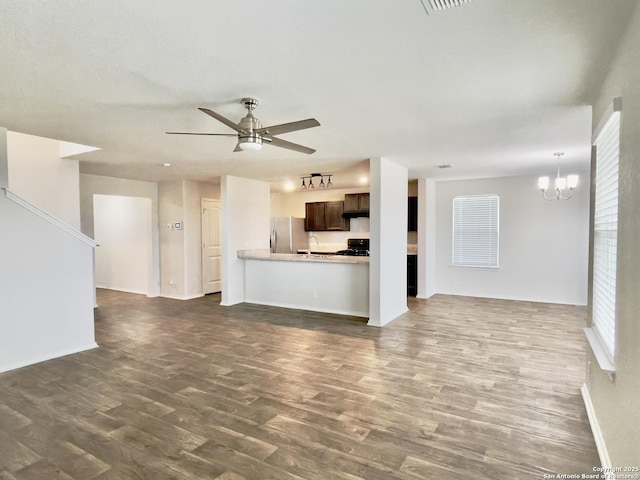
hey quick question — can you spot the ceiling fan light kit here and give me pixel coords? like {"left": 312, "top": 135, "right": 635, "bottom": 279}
{"left": 166, "top": 97, "right": 319, "bottom": 154}
{"left": 237, "top": 133, "right": 263, "bottom": 151}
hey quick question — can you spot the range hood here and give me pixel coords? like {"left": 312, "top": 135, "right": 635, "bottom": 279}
{"left": 342, "top": 211, "right": 370, "bottom": 218}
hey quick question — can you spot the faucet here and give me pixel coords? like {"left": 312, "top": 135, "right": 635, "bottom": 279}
{"left": 308, "top": 233, "right": 319, "bottom": 256}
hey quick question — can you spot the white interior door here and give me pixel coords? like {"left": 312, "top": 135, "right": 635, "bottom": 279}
{"left": 202, "top": 199, "right": 222, "bottom": 294}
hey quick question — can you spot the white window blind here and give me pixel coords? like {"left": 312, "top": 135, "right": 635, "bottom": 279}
{"left": 592, "top": 111, "right": 620, "bottom": 360}
{"left": 452, "top": 194, "right": 499, "bottom": 268}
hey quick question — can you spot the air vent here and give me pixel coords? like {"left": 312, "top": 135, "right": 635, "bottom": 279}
{"left": 419, "top": 0, "right": 472, "bottom": 14}
{"left": 430, "top": 0, "right": 472, "bottom": 10}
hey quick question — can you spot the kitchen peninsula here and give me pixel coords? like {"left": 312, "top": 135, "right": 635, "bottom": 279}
{"left": 238, "top": 249, "right": 369, "bottom": 317}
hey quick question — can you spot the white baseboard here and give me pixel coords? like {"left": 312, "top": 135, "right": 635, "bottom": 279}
{"left": 0, "top": 342, "right": 99, "bottom": 373}
{"left": 243, "top": 299, "right": 369, "bottom": 318}
{"left": 581, "top": 383, "right": 612, "bottom": 468}
{"left": 160, "top": 293, "right": 204, "bottom": 301}
{"left": 96, "top": 284, "right": 149, "bottom": 296}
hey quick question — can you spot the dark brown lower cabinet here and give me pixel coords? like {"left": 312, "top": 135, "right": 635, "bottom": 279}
{"left": 407, "top": 254, "right": 417, "bottom": 296}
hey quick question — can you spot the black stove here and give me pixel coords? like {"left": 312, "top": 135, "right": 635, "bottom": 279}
{"left": 336, "top": 238, "right": 369, "bottom": 257}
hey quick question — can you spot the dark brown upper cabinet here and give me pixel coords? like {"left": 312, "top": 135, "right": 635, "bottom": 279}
{"left": 343, "top": 193, "right": 370, "bottom": 217}
{"left": 305, "top": 201, "right": 350, "bottom": 231}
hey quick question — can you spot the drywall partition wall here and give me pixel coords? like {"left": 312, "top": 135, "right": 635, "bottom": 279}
{"left": 79, "top": 174, "right": 160, "bottom": 297}
{"left": 93, "top": 194, "right": 152, "bottom": 295}
{"left": 156, "top": 180, "right": 220, "bottom": 300}
{"left": 182, "top": 180, "right": 220, "bottom": 298}
{"left": 221, "top": 175, "right": 270, "bottom": 306}
{"left": 418, "top": 177, "right": 436, "bottom": 298}
{"left": 0, "top": 190, "right": 97, "bottom": 373}
{"left": 159, "top": 181, "right": 187, "bottom": 299}
{"left": 584, "top": 3, "right": 640, "bottom": 466}
{"left": 184, "top": 180, "right": 206, "bottom": 298}
{"left": 368, "top": 157, "right": 408, "bottom": 327}
{"left": 7, "top": 131, "right": 81, "bottom": 229}
{"left": 435, "top": 174, "right": 590, "bottom": 305}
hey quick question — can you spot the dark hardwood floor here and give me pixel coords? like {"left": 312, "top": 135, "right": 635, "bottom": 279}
{"left": 0, "top": 290, "right": 599, "bottom": 479}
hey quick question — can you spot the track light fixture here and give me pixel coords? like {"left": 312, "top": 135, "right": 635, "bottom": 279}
{"left": 300, "top": 173, "right": 333, "bottom": 190}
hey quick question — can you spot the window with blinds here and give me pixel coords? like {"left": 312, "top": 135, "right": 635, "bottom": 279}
{"left": 452, "top": 194, "right": 499, "bottom": 268}
{"left": 592, "top": 111, "right": 620, "bottom": 361}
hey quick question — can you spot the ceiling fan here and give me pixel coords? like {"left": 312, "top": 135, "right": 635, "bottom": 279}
{"left": 166, "top": 98, "right": 320, "bottom": 154}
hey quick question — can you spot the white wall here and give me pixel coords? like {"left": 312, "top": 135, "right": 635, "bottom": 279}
{"left": 7, "top": 131, "right": 80, "bottom": 229}
{"left": 435, "top": 174, "right": 590, "bottom": 305}
{"left": 0, "top": 191, "right": 96, "bottom": 373}
{"left": 93, "top": 194, "right": 152, "bottom": 295}
{"left": 158, "top": 180, "right": 220, "bottom": 300}
{"left": 80, "top": 173, "right": 160, "bottom": 297}
{"left": 584, "top": 3, "right": 640, "bottom": 465}
{"left": 369, "top": 157, "right": 408, "bottom": 327}
{"left": 183, "top": 180, "right": 220, "bottom": 298}
{"left": 221, "top": 176, "right": 270, "bottom": 306}
{"left": 82, "top": 177, "right": 219, "bottom": 301}
{"left": 159, "top": 181, "right": 187, "bottom": 298}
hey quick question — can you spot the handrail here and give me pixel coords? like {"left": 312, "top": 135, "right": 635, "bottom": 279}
{"left": 3, "top": 188, "right": 97, "bottom": 247}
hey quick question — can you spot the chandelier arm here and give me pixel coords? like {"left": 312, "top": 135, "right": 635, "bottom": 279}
{"left": 541, "top": 189, "right": 559, "bottom": 201}
{"left": 558, "top": 189, "right": 573, "bottom": 200}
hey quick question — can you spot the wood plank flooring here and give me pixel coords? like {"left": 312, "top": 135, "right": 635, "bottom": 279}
{"left": 0, "top": 290, "right": 599, "bottom": 479}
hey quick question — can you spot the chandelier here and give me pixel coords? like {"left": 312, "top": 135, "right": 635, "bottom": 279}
{"left": 301, "top": 173, "right": 332, "bottom": 190}
{"left": 538, "top": 152, "right": 578, "bottom": 201}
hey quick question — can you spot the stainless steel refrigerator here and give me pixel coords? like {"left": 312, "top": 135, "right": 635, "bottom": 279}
{"left": 270, "top": 217, "right": 307, "bottom": 253}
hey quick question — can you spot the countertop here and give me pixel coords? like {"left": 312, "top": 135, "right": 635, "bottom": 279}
{"left": 238, "top": 249, "right": 369, "bottom": 264}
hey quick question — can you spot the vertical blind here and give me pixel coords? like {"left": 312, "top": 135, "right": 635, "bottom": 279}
{"left": 452, "top": 194, "right": 500, "bottom": 268}
{"left": 592, "top": 111, "right": 620, "bottom": 360}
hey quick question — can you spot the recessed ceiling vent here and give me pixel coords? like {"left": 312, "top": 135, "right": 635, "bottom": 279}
{"left": 419, "top": 0, "right": 472, "bottom": 14}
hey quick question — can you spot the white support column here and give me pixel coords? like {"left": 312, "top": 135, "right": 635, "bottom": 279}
{"left": 220, "top": 175, "right": 271, "bottom": 306}
{"left": 368, "top": 157, "right": 409, "bottom": 327}
{"left": 418, "top": 177, "right": 437, "bottom": 298}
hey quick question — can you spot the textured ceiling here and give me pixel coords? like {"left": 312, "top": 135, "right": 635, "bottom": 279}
{"left": 0, "top": 0, "right": 636, "bottom": 191}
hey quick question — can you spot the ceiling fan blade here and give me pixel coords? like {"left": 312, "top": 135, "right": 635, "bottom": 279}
{"left": 198, "top": 107, "right": 244, "bottom": 133}
{"left": 264, "top": 136, "right": 316, "bottom": 154}
{"left": 233, "top": 144, "right": 242, "bottom": 152}
{"left": 256, "top": 118, "right": 320, "bottom": 136}
{"left": 165, "top": 131, "right": 237, "bottom": 136}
